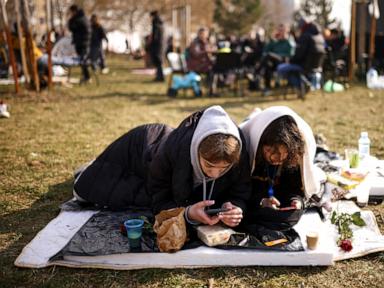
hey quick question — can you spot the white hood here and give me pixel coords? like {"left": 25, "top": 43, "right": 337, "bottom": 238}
{"left": 190, "top": 105, "right": 241, "bottom": 188}
{"left": 239, "top": 106, "right": 319, "bottom": 199}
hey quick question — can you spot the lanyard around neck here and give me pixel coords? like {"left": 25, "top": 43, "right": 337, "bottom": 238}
{"left": 267, "top": 165, "right": 279, "bottom": 198}
{"left": 203, "top": 178, "right": 216, "bottom": 202}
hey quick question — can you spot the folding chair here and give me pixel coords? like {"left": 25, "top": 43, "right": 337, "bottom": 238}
{"left": 211, "top": 52, "right": 244, "bottom": 96}
{"left": 167, "top": 52, "right": 187, "bottom": 84}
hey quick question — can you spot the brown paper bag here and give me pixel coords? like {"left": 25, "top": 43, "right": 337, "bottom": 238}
{"left": 153, "top": 207, "right": 187, "bottom": 252}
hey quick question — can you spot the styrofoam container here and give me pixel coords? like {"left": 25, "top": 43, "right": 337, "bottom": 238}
{"left": 197, "top": 225, "right": 234, "bottom": 247}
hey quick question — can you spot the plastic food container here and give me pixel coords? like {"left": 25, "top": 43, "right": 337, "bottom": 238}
{"left": 196, "top": 224, "right": 235, "bottom": 247}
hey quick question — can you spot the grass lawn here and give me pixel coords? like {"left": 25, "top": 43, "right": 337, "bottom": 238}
{"left": 1, "top": 54, "right": 384, "bottom": 287}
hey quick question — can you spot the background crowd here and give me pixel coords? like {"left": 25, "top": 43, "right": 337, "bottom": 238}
{"left": 0, "top": 3, "right": 356, "bottom": 96}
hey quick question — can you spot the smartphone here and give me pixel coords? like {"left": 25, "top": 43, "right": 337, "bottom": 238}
{"left": 205, "top": 207, "right": 230, "bottom": 216}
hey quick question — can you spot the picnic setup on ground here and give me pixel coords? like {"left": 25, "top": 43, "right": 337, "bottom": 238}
{"left": 15, "top": 105, "right": 384, "bottom": 269}
{"left": 1, "top": 2, "right": 383, "bottom": 285}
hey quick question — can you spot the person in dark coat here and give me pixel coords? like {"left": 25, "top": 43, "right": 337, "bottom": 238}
{"left": 149, "top": 105, "right": 251, "bottom": 227}
{"left": 289, "top": 21, "right": 326, "bottom": 73}
{"left": 74, "top": 106, "right": 251, "bottom": 228}
{"left": 258, "top": 24, "right": 295, "bottom": 95}
{"left": 187, "top": 28, "right": 213, "bottom": 74}
{"left": 149, "top": 10, "right": 164, "bottom": 82}
{"left": 89, "top": 14, "right": 108, "bottom": 73}
{"left": 277, "top": 19, "right": 326, "bottom": 98}
{"left": 68, "top": 4, "right": 91, "bottom": 83}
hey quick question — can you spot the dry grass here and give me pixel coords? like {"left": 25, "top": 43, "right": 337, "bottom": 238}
{"left": 1, "top": 54, "right": 384, "bottom": 288}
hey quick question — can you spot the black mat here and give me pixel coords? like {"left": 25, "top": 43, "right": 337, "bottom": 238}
{"left": 51, "top": 200, "right": 303, "bottom": 260}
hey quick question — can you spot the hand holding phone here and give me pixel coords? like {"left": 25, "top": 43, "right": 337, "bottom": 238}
{"left": 260, "top": 197, "right": 281, "bottom": 209}
{"left": 205, "top": 207, "right": 230, "bottom": 216}
{"left": 187, "top": 200, "right": 221, "bottom": 225}
{"left": 219, "top": 202, "right": 243, "bottom": 227}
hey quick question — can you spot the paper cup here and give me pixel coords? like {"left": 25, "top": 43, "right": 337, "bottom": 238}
{"left": 306, "top": 232, "right": 319, "bottom": 250}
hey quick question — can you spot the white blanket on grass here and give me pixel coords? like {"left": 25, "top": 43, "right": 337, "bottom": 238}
{"left": 14, "top": 201, "right": 384, "bottom": 269}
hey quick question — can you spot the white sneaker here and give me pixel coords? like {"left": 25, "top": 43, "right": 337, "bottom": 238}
{"left": 101, "top": 68, "right": 109, "bottom": 74}
{"left": 0, "top": 102, "right": 10, "bottom": 118}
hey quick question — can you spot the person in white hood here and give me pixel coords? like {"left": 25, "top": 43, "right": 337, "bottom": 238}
{"left": 240, "top": 106, "right": 319, "bottom": 230}
{"left": 149, "top": 105, "right": 251, "bottom": 227}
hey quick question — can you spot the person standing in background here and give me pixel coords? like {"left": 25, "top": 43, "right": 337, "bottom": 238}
{"left": 90, "top": 14, "right": 109, "bottom": 74}
{"left": 149, "top": 10, "right": 164, "bottom": 82}
{"left": 68, "top": 4, "right": 91, "bottom": 83}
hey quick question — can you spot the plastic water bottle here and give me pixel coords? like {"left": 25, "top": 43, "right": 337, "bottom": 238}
{"left": 366, "top": 68, "right": 378, "bottom": 89}
{"left": 311, "top": 72, "right": 322, "bottom": 90}
{"left": 358, "top": 131, "right": 370, "bottom": 159}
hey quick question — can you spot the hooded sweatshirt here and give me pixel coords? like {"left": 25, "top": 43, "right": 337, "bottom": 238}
{"left": 190, "top": 105, "right": 241, "bottom": 201}
{"left": 149, "top": 105, "right": 251, "bottom": 216}
{"left": 239, "top": 106, "right": 319, "bottom": 199}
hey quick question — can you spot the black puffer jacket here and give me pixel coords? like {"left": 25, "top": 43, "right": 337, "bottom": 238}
{"left": 148, "top": 110, "right": 252, "bottom": 215}
{"left": 68, "top": 9, "right": 90, "bottom": 53}
{"left": 291, "top": 22, "right": 326, "bottom": 72}
{"left": 74, "top": 124, "right": 173, "bottom": 210}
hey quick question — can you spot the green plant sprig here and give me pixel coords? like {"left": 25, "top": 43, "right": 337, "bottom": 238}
{"left": 331, "top": 211, "right": 366, "bottom": 244}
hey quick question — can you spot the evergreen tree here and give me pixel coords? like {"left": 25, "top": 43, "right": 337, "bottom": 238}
{"left": 214, "top": 0, "right": 262, "bottom": 35}
{"left": 299, "top": 0, "right": 335, "bottom": 28}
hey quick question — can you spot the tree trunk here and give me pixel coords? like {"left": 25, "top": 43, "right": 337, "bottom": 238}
{"left": 368, "top": 5, "right": 377, "bottom": 68}
{"left": 21, "top": 0, "right": 40, "bottom": 92}
{"left": 349, "top": 1, "right": 357, "bottom": 81}
{"left": 46, "top": 0, "right": 53, "bottom": 90}
{"left": 0, "top": 0, "right": 19, "bottom": 93}
{"left": 15, "top": 0, "right": 30, "bottom": 85}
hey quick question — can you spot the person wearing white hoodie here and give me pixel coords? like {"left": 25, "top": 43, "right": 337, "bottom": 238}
{"left": 149, "top": 105, "right": 251, "bottom": 227}
{"left": 74, "top": 106, "right": 251, "bottom": 229}
{"left": 239, "top": 106, "right": 320, "bottom": 230}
